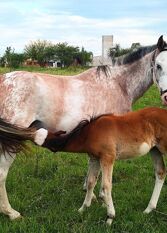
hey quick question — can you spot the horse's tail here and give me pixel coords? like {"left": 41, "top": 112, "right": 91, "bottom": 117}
{"left": 0, "top": 118, "right": 35, "bottom": 154}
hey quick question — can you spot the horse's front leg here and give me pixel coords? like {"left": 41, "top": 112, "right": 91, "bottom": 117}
{"left": 0, "top": 153, "right": 21, "bottom": 220}
{"left": 79, "top": 157, "right": 100, "bottom": 213}
{"left": 144, "top": 147, "right": 166, "bottom": 214}
{"left": 100, "top": 154, "right": 115, "bottom": 226}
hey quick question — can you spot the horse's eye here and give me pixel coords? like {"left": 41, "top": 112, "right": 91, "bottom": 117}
{"left": 157, "top": 64, "right": 162, "bottom": 70}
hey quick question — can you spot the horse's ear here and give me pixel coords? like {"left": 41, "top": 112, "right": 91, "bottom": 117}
{"left": 157, "top": 35, "right": 166, "bottom": 51}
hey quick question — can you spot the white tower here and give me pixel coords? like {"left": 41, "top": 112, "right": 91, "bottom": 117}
{"left": 102, "top": 35, "right": 113, "bottom": 63}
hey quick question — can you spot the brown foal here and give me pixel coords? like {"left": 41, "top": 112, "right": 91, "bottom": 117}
{"left": 34, "top": 107, "right": 167, "bottom": 225}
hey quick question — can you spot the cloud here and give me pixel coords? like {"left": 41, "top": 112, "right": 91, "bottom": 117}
{"left": 0, "top": 2, "right": 166, "bottom": 56}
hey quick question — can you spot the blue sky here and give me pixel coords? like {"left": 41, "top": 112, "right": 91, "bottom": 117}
{"left": 0, "top": 0, "right": 166, "bottom": 56}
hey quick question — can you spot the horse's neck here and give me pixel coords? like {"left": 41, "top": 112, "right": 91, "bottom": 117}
{"left": 117, "top": 53, "right": 153, "bottom": 103}
{"left": 75, "top": 55, "right": 153, "bottom": 107}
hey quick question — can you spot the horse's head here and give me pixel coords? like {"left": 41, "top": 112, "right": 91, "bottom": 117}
{"left": 154, "top": 35, "right": 167, "bottom": 105}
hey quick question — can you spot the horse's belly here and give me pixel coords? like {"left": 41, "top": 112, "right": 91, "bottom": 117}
{"left": 117, "top": 142, "right": 151, "bottom": 160}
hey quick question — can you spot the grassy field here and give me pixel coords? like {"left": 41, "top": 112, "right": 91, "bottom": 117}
{"left": 0, "top": 67, "right": 167, "bottom": 233}
{"left": 0, "top": 66, "right": 88, "bottom": 76}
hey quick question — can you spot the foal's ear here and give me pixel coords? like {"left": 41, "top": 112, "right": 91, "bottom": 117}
{"left": 157, "top": 35, "right": 167, "bottom": 51}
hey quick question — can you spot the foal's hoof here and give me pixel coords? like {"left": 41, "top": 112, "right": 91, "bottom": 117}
{"left": 143, "top": 205, "right": 155, "bottom": 214}
{"left": 106, "top": 218, "right": 113, "bottom": 226}
{"left": 102, "top": 203, "right": 107, "bottom": 208}
{"left": 143, "top": 208, "right": 152, "bottom": 214}
{"left": 92, "top": 193, "right": 98, "bottom": 202}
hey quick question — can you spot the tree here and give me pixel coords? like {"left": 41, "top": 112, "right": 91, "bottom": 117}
{"left": 108, "top": 44, "right": 132, "bottom": 59}
{"left": 54, "top": 42, "right": 79, "bottom": 67}
{"left": 54, "top": 43, "right": 92, "bottom": 67}
{"left": 24, "top": 40, "right": 93, "bottom": 67}
{"left": 108, "top": 43, "right": 141, "bottom": 59}
{"left": 24, "top": 40, "right": 55, "bottom": 66}
{"left": 3, "top": 47, "right": 24, "bottom": 69}
{"left": 76, "top": 47, "right": 93, "bottom": 66}
{"left": 0, "top": 56, "right": 5, "bottom": 67}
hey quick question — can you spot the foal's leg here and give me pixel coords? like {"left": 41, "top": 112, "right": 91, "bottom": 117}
{"left": 83, "top": 155, "right": 100, "bottom": 192}
{"left": 78, "top": 157, "right": 100, "bottom": 213}
{"left": 144, "top": 148, "right": 166, "bottom": 214}
{"left": 100, "top": 155, "right": 115, "bottom": 226}
{"left": 0, "top": 153, "right": 21, "bottom": 220}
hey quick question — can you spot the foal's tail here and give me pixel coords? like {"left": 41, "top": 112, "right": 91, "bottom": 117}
{"left": 0, "top": 118, "right": 35, "bottom": 154}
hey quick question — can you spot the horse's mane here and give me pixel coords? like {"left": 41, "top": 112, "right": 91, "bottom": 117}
{"left": 114, "top": 44, "right": 157, "bottom": 66}
{"left": 96, "top": 65, "right": 111, "bottom": 78}
{"left": 96, "top": 45, "right": 157, "bottom": 77}
{"left": 47, "top": 113, "right": 112, "bottom": 151}
{"left": 47, "top": 120, "right": 90, "bottom": 151}
{"left": 90, "top": 113, "right": 113, "bottom": 122}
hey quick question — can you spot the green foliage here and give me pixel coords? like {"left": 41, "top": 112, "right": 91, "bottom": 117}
{"left": 0, "top": 56, "right": 5, "bottom": 67}
{"left": 54, "top": 42, "right": 79, "bottom": 67}
{"left": 3, "top": 47, "right": 24, "bottom": 69}
{"left": 0, "top": 66, "right": 88, "bottom": 75}
{"left": 24, "top": 40, "right": 55, "bottom": 67}
{"left": 109, "top": 43, "right": 141, "bottom": 59}
{"left": 76, "top": 47, "right": 93, "bottom": 66}
{"left": 24, "top": 40, "right": 92, "bottom": 67}
{"left": 54, "top": 43, "right": 92, "bottom": 67}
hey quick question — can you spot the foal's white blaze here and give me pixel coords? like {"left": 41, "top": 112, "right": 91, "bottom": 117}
{"left": 34, "top": 128, "right": 48, "bottom": 146}
{"left": 139, "top": 142, "right": 150, "bottom": 155}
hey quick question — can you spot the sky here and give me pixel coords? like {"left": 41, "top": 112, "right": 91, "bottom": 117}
{"left": 0, "top": 0, "right": 167, "bottom": 56}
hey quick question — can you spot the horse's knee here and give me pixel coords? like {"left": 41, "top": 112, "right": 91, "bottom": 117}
{"left": 102, "top": 181, "right": 111, "bottom": 192}
{"left": 0, "top": 169, "right": 8, "bottom": 183}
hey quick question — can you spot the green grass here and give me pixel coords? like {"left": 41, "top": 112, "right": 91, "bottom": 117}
{"left": 0, "top": 67, "right": 167, "bottom": 232}
{"left": 0, "top": 66, "right": 88, "bottom": 75}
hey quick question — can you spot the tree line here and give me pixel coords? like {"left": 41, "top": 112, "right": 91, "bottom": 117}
{"left": 0, "top": 40, "right": 141, "bottom": 69}
{"left": 0, "top": 40, "right": 93, "bottom": 68}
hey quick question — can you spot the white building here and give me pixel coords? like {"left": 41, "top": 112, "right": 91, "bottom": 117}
{"left": 92, "top": 35, "right": 114, "bottom": 66}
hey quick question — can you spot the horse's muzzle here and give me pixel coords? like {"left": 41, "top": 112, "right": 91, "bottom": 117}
{"left": 161, "top": 89, "right": 167, "bottom": 105}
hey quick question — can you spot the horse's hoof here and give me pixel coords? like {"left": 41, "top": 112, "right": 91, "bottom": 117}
{"left": 78, "top": 207, "right": 84, "bottom": 214}
{"left": 9, "top": 211, "right": 22, "bottom": 221}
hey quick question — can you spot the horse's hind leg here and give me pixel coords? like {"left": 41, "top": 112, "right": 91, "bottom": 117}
{"left": 78, "top": 157, "right": 100, "bottom": 213}
{"left": 144, "top": 147, "right": 166, "bottom": 214}
{"left": 0, "top": 153, "right": 21, "bottom": 220}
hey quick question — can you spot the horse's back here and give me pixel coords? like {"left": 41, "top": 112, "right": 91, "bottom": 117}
{"left": 0, "top": 71, "right": 85, "bottom": 130}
